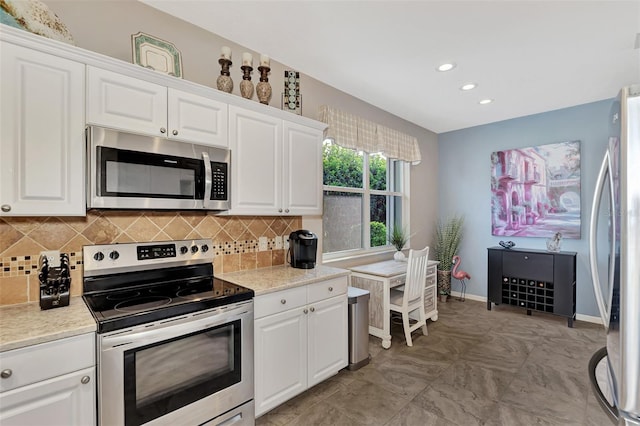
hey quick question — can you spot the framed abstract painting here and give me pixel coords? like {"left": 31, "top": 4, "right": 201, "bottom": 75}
{"left": 490, "top": 140, "right": 581, "bottom": 239}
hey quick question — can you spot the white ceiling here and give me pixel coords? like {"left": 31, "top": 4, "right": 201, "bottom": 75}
{"left": 141, "top": 1, "right": 639, "bottom": 133}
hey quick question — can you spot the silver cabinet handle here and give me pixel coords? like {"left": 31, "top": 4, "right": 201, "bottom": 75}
{"left": 328, "top": 286, "right": 333, "bottom": 292}
{"left": 172, "top": 130, "right": 178, "bottom": 136}
{"left": 1, "top": 369, "right": 12, "bottom": 379}
{"left": 1, "top": 205, "right": 10, "bottom": 212}
{"left": 310, "top": 307, "right": 315, "bottom": 312}
{"left": 285, "top": 209, "right": 290, "bottom": 213}
{"left": 303, "top": 308, "right": 308, "bottom": 314}
{"left": 81, "top": 375, "right": 91, "bottom": 384}
{"left": 160, "top": 127, "right": 166, "bottom": 134}
{"left": 280, "top": 299, "right": 286, "bottom": 304}
{"left": 278, "top": 208, "right": 283, "bottom": 213}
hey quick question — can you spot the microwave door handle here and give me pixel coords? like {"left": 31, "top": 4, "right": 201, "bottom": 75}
{"left": 589, "top": 150, "right": 611, "bottom": 328}
{"left": 202, "top": 152, "right": 213, "bottom": 209}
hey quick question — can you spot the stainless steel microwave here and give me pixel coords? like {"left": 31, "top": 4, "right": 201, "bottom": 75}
{"left": 87, "top": 126, "right": 230, "bottom": 211}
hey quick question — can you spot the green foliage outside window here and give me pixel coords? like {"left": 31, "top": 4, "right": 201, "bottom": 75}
{"left": 323, "top": 141, "right": 392, "bottom": 250}
{"left": 370, "top": 221, "right": 387, "bottom": 247}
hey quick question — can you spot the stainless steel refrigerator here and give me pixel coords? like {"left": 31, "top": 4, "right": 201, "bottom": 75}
{"left": 588, "top": 85, "right": 640, "bottom": 425}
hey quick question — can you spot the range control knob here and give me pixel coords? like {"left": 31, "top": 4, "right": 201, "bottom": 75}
{"left": 201, "top": 244, "right": 209, "bottom": 253}
{"left": 191, "top": 245, "right": 199, "bottom": 254}
{"left": 180, "top": 246, "right": 189, "bottom": 255}
{"left": 93, "top": 252, "right": 104, "bottom": 261}
{"left": 109, "top": 251, "right": 120, "bottom": 260}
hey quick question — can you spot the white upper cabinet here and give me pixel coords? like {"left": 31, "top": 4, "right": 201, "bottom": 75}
{"left": 0, "top": 42, "right": 85, "bottom": 216}
{"left": 86, "top": 66, "right": 166, "bottom": 136}
{"left": 229, "top": 106, "right": 323, "bottom": 215}
{"left": 86, "top": 67, "right": 228, "bottom": 147}
{"left": 283, "top": 121, "right": 323, "bottom": 216}
{"left": 229, "top": 106, "right": 283, "bottom": 214}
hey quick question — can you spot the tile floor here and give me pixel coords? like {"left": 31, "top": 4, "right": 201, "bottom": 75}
{"left": 256, "top": 298, "right": 615, "bottom": 425}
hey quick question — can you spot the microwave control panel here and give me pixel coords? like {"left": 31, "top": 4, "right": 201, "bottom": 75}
{"left": 211, "top": 162, "right": 228, "bottom": 201}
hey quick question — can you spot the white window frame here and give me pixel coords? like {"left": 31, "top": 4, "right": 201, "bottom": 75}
{"left": 322, "top": 150, "right": 411, "bottom": 262}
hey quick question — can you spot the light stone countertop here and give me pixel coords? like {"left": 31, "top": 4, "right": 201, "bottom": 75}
{"left": 219, "top": 264, "right": 350, "bottom": 296}
{"left": 0, "top": 297, "right": 96, "bottom": 353}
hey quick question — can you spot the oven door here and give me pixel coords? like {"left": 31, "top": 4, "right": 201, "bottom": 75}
{"left": 98, "top": 301, "right": 253, "bottom": 426}
{"left": 87, "top": 126, "right": 230, "bottom": 211}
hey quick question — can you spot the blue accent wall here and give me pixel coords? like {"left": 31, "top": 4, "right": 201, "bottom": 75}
{"left": 438, "top": 99, "right": 613, "bottom": 317}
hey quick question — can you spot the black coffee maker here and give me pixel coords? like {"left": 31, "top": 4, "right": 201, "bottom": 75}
{"left": 289, "top": 230, "right": 318, "bottom": 269}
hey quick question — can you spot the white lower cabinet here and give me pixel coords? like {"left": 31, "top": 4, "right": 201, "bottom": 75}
{"left": 0, "top": 333, "right": 96, "bottom": 425}
{"left": 0, "top": 367, "right": 95, "bottom": 426}
{"left": 254, "top": 277, "right": 348, "bottom": 416}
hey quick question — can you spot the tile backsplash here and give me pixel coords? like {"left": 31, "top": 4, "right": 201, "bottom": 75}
{"left": 0, "top": 211, "right": 301, "bottom": 306}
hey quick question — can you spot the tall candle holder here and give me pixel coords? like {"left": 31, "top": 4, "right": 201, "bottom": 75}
{"left": 256, "top": 66, "right": 272, "bottom": 105}
{"left": 240, "top": 65, "right": 254, "bottom": 99}
{"left": 216, "top": 58, "right": 233, "bottom": 93}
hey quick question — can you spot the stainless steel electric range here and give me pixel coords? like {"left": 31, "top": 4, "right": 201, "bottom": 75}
{"left": 82, "top": 239, "right": 255, "bottom": 426}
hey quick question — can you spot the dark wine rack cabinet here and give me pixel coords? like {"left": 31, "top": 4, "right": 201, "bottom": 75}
{"left": 487, "top": 247, "right": 577, "bottom": 327}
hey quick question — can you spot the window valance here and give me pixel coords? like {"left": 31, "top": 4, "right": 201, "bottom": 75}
{"left": 318, "top": 105, "right": 421, "bottom": 164}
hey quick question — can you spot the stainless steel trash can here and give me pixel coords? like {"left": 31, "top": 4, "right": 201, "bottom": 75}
{"left": 348, "top": 286, "right": 370, "bottom": 370}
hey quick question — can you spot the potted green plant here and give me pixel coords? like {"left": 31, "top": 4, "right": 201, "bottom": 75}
{"left": 434, "top": 215, "right": 464, "bottom": 301}
{"left": 389, "top": 225, "right": 410, "bottom": 261}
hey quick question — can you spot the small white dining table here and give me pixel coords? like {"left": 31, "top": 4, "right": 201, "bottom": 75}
{"left": 348, "top": 259, "right": 439, "bottom": 348}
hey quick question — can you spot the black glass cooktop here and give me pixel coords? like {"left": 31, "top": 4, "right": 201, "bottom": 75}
{"left": 83, "top": 269, "right": 253, "bottom": 333}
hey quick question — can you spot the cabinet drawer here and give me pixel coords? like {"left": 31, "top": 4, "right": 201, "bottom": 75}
{"left": 424, "top": 285, "right": 436, "bottom": 312}
{"left": 254, "top": 286, "right": 307, "bottom": 319}
{"left": 389, "top": 274, "right": 406, "bottom": 288}
{"left": 0, "top": 333, "right": 94, "bottom": 393}
{"left": 427, "top": 264, "right": 437, "bottom": 276}
{"left": 503, "top": 251, "right": 554, "bottom": 282}
{"left": 308, "top": 277, "right": 348, "bottom": 304}
{"left": 425, "top": 274, "right": 436, "bottom": 287}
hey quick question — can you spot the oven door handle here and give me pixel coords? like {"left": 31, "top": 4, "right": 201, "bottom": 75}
{"left": 102, "top": 307, "right": 251, "bottom": 349}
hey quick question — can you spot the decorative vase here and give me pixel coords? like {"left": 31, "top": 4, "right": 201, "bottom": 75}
{"left": 393, "top": 251, "right": 405, "bottom": 261}
{"left": 256, "top": 65, "right": 271, "bottom": 104}
{"left": 437, "top": 269, "right": 452, "bottom": 298}
{"left": 216, "top": 58, "right": 233, "bottom": 93}
{"left": 240, "top": 65, "right": 254, "bottom": 99}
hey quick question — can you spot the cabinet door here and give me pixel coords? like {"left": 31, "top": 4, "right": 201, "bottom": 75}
{"left": 0, "top": 367, "right": 96, "bottom": 426}
{"left": 86, "top": 66, "right": 167, "bottom": 136}
{"left": 254, "top": 307, "right": 307, "bottom": 416}
{"left": 167, "top": 89, "right": 228, "bottom": 147}
{"left": 283, "top": 121, "right": 323, "bottom": 215}
{"left": 229, "top": 106, "right": 282, "bottom": 215}
{"left": 307, "top": 295, "right": 348, "bottom": 387}
{"left": 0, "top": 43, "right": 85, "bottom": 216}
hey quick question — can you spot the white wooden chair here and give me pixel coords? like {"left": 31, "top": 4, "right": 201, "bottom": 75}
{"left": 389, "top": 246, "right": 430, "bottom": 346}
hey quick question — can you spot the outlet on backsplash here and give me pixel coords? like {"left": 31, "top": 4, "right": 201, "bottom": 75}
{"left": 40, "top": 250, "right": 60, "bottom": 267}
{"left": 275, "top": 236, "right": 283, "bottom": 249}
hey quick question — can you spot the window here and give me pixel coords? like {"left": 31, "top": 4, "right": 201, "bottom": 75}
{"left": 322, "top": 139, "right": 408, "bottom": 257}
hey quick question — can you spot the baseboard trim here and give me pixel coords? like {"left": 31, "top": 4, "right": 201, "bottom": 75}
{"left": 448, "top": 291, "right": 486, "bottom": 303}
{"left": 576, "top": 313, "right": 603, "bottom": 325}
{"left": 448, "top": 291, "right": 603, "bottom": 325}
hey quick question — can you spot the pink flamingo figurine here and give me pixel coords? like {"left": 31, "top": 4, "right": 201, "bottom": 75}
{"left": 452, "top": 255, "right": 471, "bottom": 301}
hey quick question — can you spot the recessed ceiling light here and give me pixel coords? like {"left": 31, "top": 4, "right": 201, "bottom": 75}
{"left": 460, "top": 83, "right": 477, "bottom": 91}
{"left": 436, "top": 63, "right": 456, "bottom": 72}
{"left": 479, "top": 99, "right": 494, "bottom": 105}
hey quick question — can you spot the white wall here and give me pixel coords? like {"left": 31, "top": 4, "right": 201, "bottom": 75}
{"left": 438, "top": 99, "right": 613, "bottom": 317}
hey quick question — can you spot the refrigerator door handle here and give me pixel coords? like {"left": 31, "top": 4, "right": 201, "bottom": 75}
{"left": 589, "top": 150, "right": 613, "bottom": 328}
